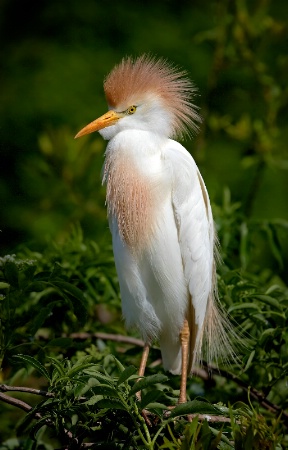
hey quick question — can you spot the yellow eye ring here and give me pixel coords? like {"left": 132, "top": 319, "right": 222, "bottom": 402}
{"left": 127, "top": 105, "right": 137, "bottom": 115}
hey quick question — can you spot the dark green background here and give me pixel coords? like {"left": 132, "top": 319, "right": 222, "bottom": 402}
{"left": 1, "top": 0, "right": 287, "bottom": 268}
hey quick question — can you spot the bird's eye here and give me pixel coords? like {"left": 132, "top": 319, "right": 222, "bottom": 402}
{"left": 127, "top": 105, "right": 137, "bottom": 115}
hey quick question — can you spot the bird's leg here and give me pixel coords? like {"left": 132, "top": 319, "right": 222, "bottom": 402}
{"left": 136, "top": 343, "right": 150, "bottom": 401}
{"left": 179, "top": 319, "right": 190, "bottom": 404}
{"left": 137, "top": 343, "right": 152, "bottom": 426}
{"left": 138, "top": 343, "right": 150, "bottom": 378}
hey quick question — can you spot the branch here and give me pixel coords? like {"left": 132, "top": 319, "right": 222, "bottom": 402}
{"left": 68, "top": 331, "right": 288, "bottom": 425}
{"left": 190, "top": 414, "right": 232, "bottom": 423}
{"left": 68, "top": 331, "right": 145, "bottom": 347}
{"left": 203, "top": 363, "right": 288, "bottom": 427}
{"left": 7, "top": 331, "right": 286, "bottom": 428}
{"left": 164, "top": 408, "right": 232, "bottom": 423}
{"left": 0, "top": 392, "right": 34, "bottom": 413}
{"left": 0, "top": 390, "right": 77, "bottom": 444}
{"left": 0, "top": 384, "right": 53, "bottom": 397}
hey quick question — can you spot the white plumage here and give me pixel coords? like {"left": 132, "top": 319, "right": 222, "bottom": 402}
{"left": 75, "top": 55, "right": 233, "bottom": 402}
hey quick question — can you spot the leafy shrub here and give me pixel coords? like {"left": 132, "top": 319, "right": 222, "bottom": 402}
{"left": 0, "top": 217, "right": 287, "bottom": 448}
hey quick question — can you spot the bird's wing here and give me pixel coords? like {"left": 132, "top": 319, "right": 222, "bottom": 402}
{"left": 165, "top": 139, "right": 215, "bottom": 368}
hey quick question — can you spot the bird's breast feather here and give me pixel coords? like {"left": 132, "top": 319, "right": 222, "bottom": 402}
{"left": 103, "top": 149, "right": 167, "bottom": 251}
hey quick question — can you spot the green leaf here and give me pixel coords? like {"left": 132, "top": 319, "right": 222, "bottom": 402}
{"left": 117, "top": 365, "right": 137, "bottom": 386}
{"left": 112, "top": 355, "right": 125, "bottom": 373}
{"left": 210, "top": 428, "right": 224, "bottom": 449}
{"left": 169, "top": 400, "right": 221, "bottom": 418}
{"left": 51, "top": 280, "right": 87, "bottom": 324}
{"left": 85, "top": 394, "right": 103, "bottom": 405}
{"left": 240, "top": 222, "right": 249, "bottom": 270}
{"left": 83, "top": 369, "right": 114, "bottom": 385}
{"left": 243, "top": 350, "right": 255, "bottom": 371}
{"left": 66, "top": 362, "right": 96, "bottom": 378}
{"left": 4, "top": 262, "right": 19, "bottom": 287}
{"left": 183, "top": 415, "right": 200, "bottom": 447}
{"left": 34, "top": 271, "right": 54, "bottom": 281}
{"left": 73, "top": 381, "right": 90, "bottom": 398}
{"left": 262, "top": 223, "right": 283, "bottom": 269}
{"left": 91, "top": 384, "right": 120, "bottom": 398}
{"left": 96, "top": 398, "right": 127, "bottom": 411}
{"left": 252, "top": 294, "right": 281, "bottom": 310}
{"left": 228, "top": 303, "right": 259, "bottom": 313}
{"left": 16, "top": 404, "right": 40, "bottom": 436}
{"left": 231, "top": 283, "right": 257, "bottom": 293}
{"left": 145, "top": 402, "right": 167, "bottom": 410}
{"left": 129, "top": 374, "right": 168, "bottom": 397}
{"left": 29, "top": 302, "right": 58, "bottom": 335}
{"left": 13, "top": 354, "right": 50, "bottom": 380}
{"left": 22, "top": 263, "right": 37, "bottom": 282}
{"left": 259, "top": 328, "right": 278, "bottom": 346}
{"left": 140, "top": 389, "right": 165, "bottom": 409}
{"left": 0, "top": 282, "right": 10, "bottom": 289}
{"left": 49, "top": 357, "right": 66, "bottom": 378}
{"left": 50, "top": 262, "right": 63, "bottom": 279}
{"left": 25, "top": 281, "right": 49, "bottom": 292}
{"left": 51, "top": 280, "right": 86, "bottom": 303}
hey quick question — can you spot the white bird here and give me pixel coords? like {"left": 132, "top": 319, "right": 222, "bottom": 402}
{"left": 75, "top": 55, "right": 233, "bottom": 403}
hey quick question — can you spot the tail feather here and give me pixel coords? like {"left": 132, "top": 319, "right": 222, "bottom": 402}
{"left": 192, "top": 292, "right": 237, "bottom": 371}
{"left": 189, "top": 261, "right": 237, "bottom": 373}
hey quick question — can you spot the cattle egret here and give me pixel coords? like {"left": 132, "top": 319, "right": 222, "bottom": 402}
{"left": 75, "top": 55, "right": 233, "bottom": 404}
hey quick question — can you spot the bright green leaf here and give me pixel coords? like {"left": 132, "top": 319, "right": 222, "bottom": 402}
{"left": 13, "top": 354, "right": 50, "bottom": 380}
{"left": 90, "top": 384, "right": 120, "bottom": 398}
{"left": 169, "top": 400, "right": 221, "bottom": 419}
{"left": 252, "top": 294, "right": 281, "bottom": 310}
{"left": 129, "top": 374, "right": 168, "bottom": 397}
{"left": 117, "top": 365, "right": 137, "bottom": 386}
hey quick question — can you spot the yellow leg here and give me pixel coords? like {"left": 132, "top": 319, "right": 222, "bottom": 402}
{"left": 137, "top": 344, "right": 152, "bottom": 426}
{"left": 138, "top": 343, "right": 150, "bottom": 377}
{"left": 179, "top": 319, "right": 190, "bottom": 404}
{"left": 136, "top": 343, "right": 150, "bottom": 403}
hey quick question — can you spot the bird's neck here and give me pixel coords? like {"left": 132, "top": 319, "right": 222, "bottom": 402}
{"left": 107, "top": 129, "right": 168, "bottom": 157}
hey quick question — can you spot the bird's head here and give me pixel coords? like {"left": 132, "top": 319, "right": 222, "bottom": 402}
{"left": 75, "top": 54, "right": 201, "bottom": 141}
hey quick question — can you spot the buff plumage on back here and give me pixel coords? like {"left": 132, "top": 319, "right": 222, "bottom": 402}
{"left": 104, "top": 54, "right": 201, "bottom": 138}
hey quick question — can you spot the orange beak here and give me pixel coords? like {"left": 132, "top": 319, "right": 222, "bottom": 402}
{"left": 74, "top": 110, "right": 122, "bottom": 138}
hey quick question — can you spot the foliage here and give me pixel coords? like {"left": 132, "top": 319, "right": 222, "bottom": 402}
{"left": 0, "top": 225, "right": 120, "bottom": 372}
{"left": 1, "top": 0, "right": 288, "bottom": 447}
{"left": 1, "top": 0, "right": 288, "bottom": 257}
{"left": 0, "top": 352, "right": 284, "bottom": 449}
{"left": 2, "top": 354, "right": 228, "bottom": 449}
{"left": 0, "top": 217, "right": 287, "bottom": 448}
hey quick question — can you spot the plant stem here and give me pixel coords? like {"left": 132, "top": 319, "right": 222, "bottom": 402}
{"left": 117, "top": 390, "right": 153, "bottom": 449}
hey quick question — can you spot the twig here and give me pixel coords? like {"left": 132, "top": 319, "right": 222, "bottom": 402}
{"left": 5, "top": 331, "right": 286, "bottom": 428}
{"left": 68, "top": 332, "right": 288, "bottom": 424}
{"left": 203, "top": 362, "right": 288, "bottom": 426}
{"left": 0, "top": 384, "right": 53, "bottom": 397}
{"left": 0, "top": 392, "right": 34, "bottom": 414}
{"left": 0, "top": 384, "right": 90, "bottom": 404}
{"left": 163, "top": 407, "right": 232, "bottom": 423}
{"left": 68, "top": 331, "right": 145, "bottom": 347}
{"left": 189, "top": 414, "right": 231, "bottom": 423}
{"left": 0, "top": 391, "right": 76, "bottom": 443}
